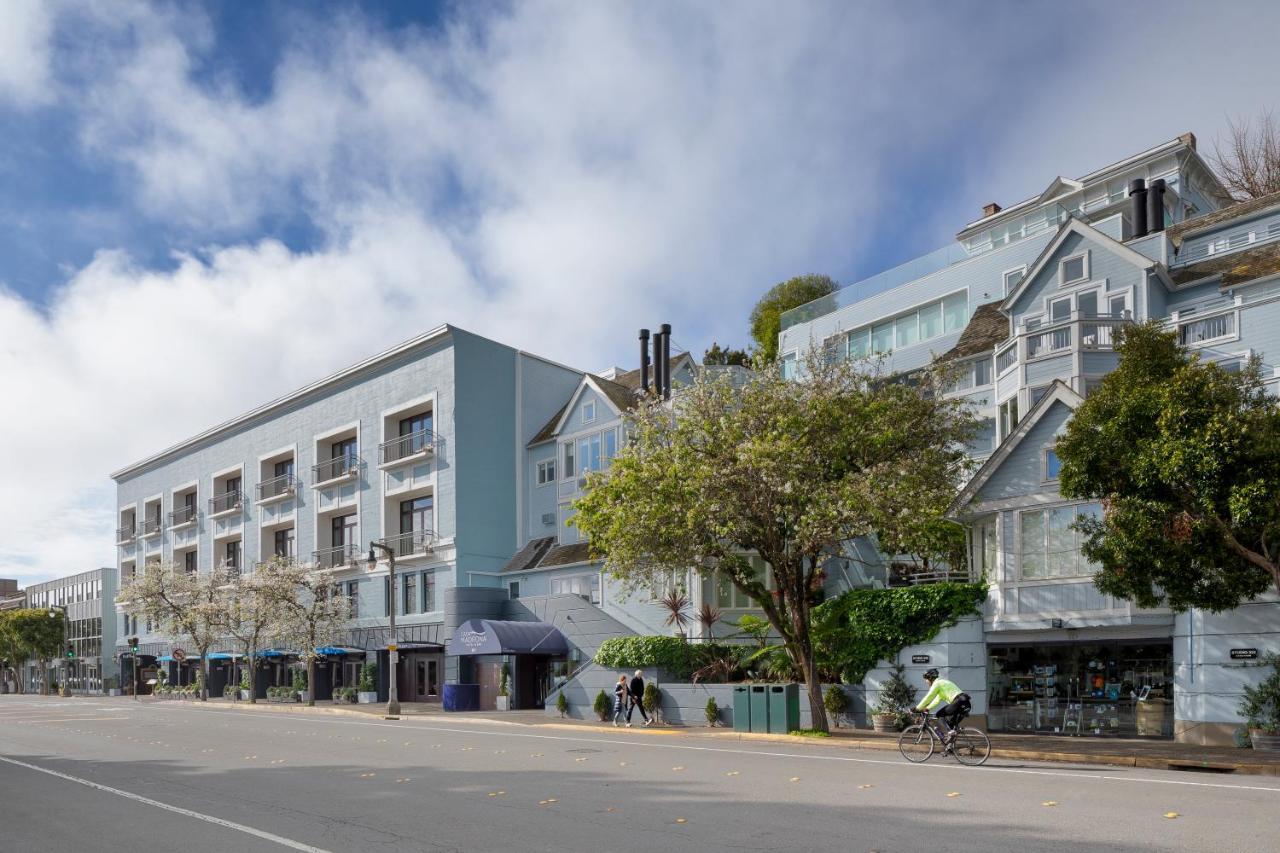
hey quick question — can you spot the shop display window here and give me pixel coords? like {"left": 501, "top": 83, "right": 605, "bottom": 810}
{"left": 986, "top": 641, "right": 1172, "bottom": 738}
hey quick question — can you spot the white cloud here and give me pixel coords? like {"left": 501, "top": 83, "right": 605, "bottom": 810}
{"left": 5, "top": 1, "right": 1280, "bottom": 586}
{"left": 0, "top": 0, "right": 55, "bottom": 106}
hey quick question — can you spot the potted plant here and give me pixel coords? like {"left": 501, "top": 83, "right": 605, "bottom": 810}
{"left": 872, "top": 663, "right": 916, "bottom": 732}
{"left": 1240, "top": 653, "right": 1280, "bottom": 751}
{"left": 292, "top": 669, "right": 308, "bottom": 703}
{"left": 593, "top": 689, "right": 611, "bottom": 721}
{"left": 340, "top": 686, "right": 358, "bottom": 704}
{"left": 495, "top": 663, "right": 511, "bottom": 711}
{"left": 357, "top": 662, "right": 378, "bottom": 704}
{"left": 239, "top": 670, "right": 251, "bottom": 701}
{"left": 824, "top": 685, "right": 851, "bottom": 729}
{"left": 705, "top": 696, "right": 720, "bottom": 727}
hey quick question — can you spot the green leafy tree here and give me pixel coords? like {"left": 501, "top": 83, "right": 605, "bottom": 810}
{"left": 0, "top": 609, "right": 65, "bottom": 694}
{"left": 702, "top": 342, "right": 752, "bottom": 367}
{"left": 1056, "top": 322, "right": 1280, "bottom": 611}
{"left": 573, "top": 353, "right": 974, "bottom": 731}
{"left": 749, "top": 274, "right": 838, "bottom": 363}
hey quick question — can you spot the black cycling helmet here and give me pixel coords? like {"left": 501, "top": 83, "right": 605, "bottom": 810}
{"left": 923, "top": 668, "right": 939, "bottom": 681}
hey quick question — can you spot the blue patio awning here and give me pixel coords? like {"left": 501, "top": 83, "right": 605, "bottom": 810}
{"left": 450, "top": 619, "right": 568, "bottom": 656}
{"left": 253, "top": 649, "right": 295, "bottom": 658}
{"left": 316, "top": 646, "right": 364, "bottom": 656}
{"left": 157, "top": 655, "right": 201, "bottom": 663}
{"left": 208, "top": 652, "right": 240, "bottom": 660}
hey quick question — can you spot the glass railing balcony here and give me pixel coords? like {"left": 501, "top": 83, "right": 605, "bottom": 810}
{"left": 209, "top": 490, "right": 242, "bottom": 515}
{"left": 313, "top": 544, "right": 360, "bottom": 570}
{"left": 374, "top": 530, "right": 435, "bottom": 559}
{"left": 379, "top": 429, "right": 436, "bottom": 465}
{"left": 312, "top": 454, "right": 359, "bottom": 484}
{"left": 169, "top": 504, "right": 197, "bottom": 527}
{"left": 256, "top": 474, "right": 297, "bottom": 502}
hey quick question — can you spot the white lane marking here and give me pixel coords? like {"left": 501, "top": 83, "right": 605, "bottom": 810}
{"left": 0, "top": 755, "right": 334, "bottom": 852}
{"left": 146, "top": 704, "right": 1280, "bottom": 794}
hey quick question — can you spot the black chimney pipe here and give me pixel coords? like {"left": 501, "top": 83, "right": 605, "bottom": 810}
{"left": 638, "top": 329, "right": 651, "bottom": 393}
{"left": 1129, "top": 178, "right": 1148, "bottom": 239}
{"left": 659, "top": 323, "right": 672, "bottom": 400}
{"left": 651, "top": 328, "right": 665, "bottom": 398}
{"left": 1146, "top": 178, "right": 1166, "bottom": 234}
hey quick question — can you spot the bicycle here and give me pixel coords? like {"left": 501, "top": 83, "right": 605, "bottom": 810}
{"left": 897, "top": 712, "right": 991, "bottom": 766}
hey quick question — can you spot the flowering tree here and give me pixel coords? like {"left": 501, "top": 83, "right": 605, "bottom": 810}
{"left": 220, "top": 559, "right": 292, "bottom": 702}
{"left": 269, "top": 563, "right": 351, "bottom": 706}
{"left": 573, "top": 354, "right": 974, "bottom": 732}
{"left": 119, "top": 563, "right": 231, "bottom": 701}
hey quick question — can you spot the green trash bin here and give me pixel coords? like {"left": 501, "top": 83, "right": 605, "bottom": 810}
{"left": 749, "top": 685, "right": 770, "bottom": 732}
{"left": 767, "top": 683, "right": 800, "bottom": 734}
{"left": 732, "top": 685, "right": 751, "bottom": 732}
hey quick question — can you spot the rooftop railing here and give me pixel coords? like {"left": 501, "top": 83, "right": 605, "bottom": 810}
{"left": 379, "top": 428, "right": 436, "bottom": 465}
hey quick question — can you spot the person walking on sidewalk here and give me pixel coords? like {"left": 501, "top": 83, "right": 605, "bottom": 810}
{"left": 612, "top": 674, "right": 629, "bottom": 727}
{"left": 626, "top": 670, "right": 652, "bottom": 727}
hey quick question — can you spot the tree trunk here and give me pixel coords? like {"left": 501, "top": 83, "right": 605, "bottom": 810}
{"left": 306, "top": 657, "right": 316, "bottom": 707}
{"left": 249, "top": 657, "right": 258, "bottom": 703}
{"left": 200, "top": 654, "right": 210, "bottom": 702}
{"left": 41, "top": 660, "right": 49, "bottom": 696}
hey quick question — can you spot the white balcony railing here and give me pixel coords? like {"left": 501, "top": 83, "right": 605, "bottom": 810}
{"left": 256, "top": 474, "right": 296, "bottom": 502}
{"left": 1177, "top": 312, "right": 1235, "bottom": 346}
{"left": 313, "top": 544, "right": 360, "bottom": 571}
{"left": 209, "top": 490, "right": 242, "bottom": 516}
{"left": 374, "top": 530, "right": 435, "bottom": 559}
{"left": 168, "top": 504, "right": 197, "bottom": 527}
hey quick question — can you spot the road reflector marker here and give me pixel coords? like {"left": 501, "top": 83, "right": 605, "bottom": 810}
{"left": 675, "top": 818, "right": 687, "bottom": 824}
{"left": 1042, "top": 801, "right": 1057, "bottom": 807}
{"left": 1164, "top": 812, "right": 1180, "bottom": 819}
{"left": 947, "top": 792, "right": 961, "bottom": 798}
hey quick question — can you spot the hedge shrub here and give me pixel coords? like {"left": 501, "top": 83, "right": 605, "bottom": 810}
{"left": 593, "top": 636, "right": 692, "bottom": 678}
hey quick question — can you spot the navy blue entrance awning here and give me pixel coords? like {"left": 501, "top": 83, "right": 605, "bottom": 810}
{"left": 451, "top": 619, "right": 568, "bottom": 656}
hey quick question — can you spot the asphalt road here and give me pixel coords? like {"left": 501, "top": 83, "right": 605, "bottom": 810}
{"left": 1, "top": 696, "right": 1277, "bottom": 853}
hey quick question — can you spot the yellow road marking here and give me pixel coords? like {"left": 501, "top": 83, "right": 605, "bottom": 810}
{"left": 947, "top": 792, "right": 961, "bottom": 798}
{"left": 1164, "top": 812, "right": 1180, "bottom": 819}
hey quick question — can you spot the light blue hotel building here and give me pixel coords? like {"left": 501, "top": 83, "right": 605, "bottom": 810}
{"left": 779, "top": 132, "right": 1280, "bottom": 744}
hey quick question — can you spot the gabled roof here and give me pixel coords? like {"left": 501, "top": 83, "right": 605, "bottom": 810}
{"left": 938, "top": 301, "right": 1009, "bottom": 362}
{"left": 1000, "top": 218, "right": 1158, "bottom": 311}
{"left": 1035, "top": 177, "right": 1084, "bottom": 204}
{"left": 500, "top": 536, "right": 557, "bottom": 573}
{"left": 948, "top": 380, "right": 1083, "bottom": 518}
{"left": 526, "top": 352, "right": 695, "bottom": 447}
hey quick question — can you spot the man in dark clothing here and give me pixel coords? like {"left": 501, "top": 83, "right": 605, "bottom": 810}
{"left": 626, "top": 669, "right": 652, "bottom": 727}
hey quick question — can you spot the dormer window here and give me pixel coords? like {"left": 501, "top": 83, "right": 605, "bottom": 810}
{"left": 1002, "top": 266, "right": 1026, "bottom": 296}
{"left": 1059, "top": 252, "right": 1088, "bottom": 286}
{"left": 582, "top": 401, "right": 596, "bottom": 424}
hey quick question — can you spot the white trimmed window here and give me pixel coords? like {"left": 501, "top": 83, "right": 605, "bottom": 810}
{"left": 1020, "top": 503, "right": 1101, "bottom": 579}
{"left": 1043, "top": 448, "right": 1062, "bottom": 481}
{"left": 582, "top": 401, "right": 596, "bottom": 424}
{"left": 536, "top": 459, "right": 556, "bottom": 486}
{"left": 1002, "top": 266, "right": 1026, "bottom": 296}
{"left": 1059, "top": 252, "right": 1088, "bottom": 286}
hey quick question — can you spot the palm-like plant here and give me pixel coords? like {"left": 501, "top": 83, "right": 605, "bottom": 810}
{"left": 697, "top": 602, "right": 721, "bottom": 638}
{"left": 660, "top": 589, "right": 691, "bottom": 634}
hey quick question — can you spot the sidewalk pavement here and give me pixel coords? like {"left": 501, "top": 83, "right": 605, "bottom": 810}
{"left": 137, "top": 696, "right": 1280, "bottom": 776}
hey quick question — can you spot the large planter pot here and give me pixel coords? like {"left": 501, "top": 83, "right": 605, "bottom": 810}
{"left": 357, "top": 691, "right": 378, "bottom": 704}
{"left": 495, "top": 695, "right": 509, "bottom": 711}
{"left": 1251, "top": 730, "right": 1280, "bottom": 751}
{"left": 871, "top": 713, "right": 901, "bottom": 733}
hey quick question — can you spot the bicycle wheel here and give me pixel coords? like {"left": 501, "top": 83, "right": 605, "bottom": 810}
{"left": 950, "top": 728, "right": 991, "bottom": 766}
{"left": 897, "top": 724, "right": 934, "bottom": 763}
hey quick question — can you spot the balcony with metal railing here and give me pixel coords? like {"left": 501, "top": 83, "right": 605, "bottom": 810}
{"left": 1175, "top": 311, "right": 1236, "bottom": 346}
{"left": 169, "top": 504, "right": 197, "bottom": 528}
{"left": 139, "top": 517, "right": 162, "bottom": 538}
{"left": 378, "top": 429, "right": 436, "bottom": 466}
{"left": 373, "top": 529, "right": 435, "bottom": 560}
{"left": 253, "top": 556, "right": 298, "bottom": 572}
{"left": 312, "top": 544, "right": 361, "bottom": 571}
{"left": 256, "top": 474, "right": 297, "bottom": 502}
{"left": 209, "top": 489, "right": 242, "bottom": 517}
{"left": 312, "top": 454, "right": 360, "bottom": 485}
{"left": 116, "top": 524, "right": 137, "bottom": 545}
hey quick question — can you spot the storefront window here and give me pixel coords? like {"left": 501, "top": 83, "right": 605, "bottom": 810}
{"left": 1020, "top": 503, "right": 1101, "bottom": 579}
{"left": 987, "top": 641, "right": 1172, "bottom": 738}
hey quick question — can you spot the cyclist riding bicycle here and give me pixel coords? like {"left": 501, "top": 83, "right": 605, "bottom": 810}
{"left": 914, "top": 668, "right": 970, "bottom": 746}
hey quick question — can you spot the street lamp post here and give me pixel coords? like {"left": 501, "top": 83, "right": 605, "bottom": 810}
{"left": 48, "top": 606, "right": 70, "bottom": 697}
{"left": 367, "top": 542, "right": 400, "bottom": 718}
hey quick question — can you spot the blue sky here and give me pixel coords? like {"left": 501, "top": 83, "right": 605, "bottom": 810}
{"left": 3, "top": 0, "right": 1280, "bottom": 586}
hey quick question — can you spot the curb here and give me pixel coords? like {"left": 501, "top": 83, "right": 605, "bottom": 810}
{"left": 143, "top": 700, "right": 1280, "bottom": 776}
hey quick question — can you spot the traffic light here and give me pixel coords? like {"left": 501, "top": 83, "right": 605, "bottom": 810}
{"left": 65, "top": 643, "right": 74, "bottom": 659}
{"left": 128, "top": 636, "right": 139, "bottom": 654}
